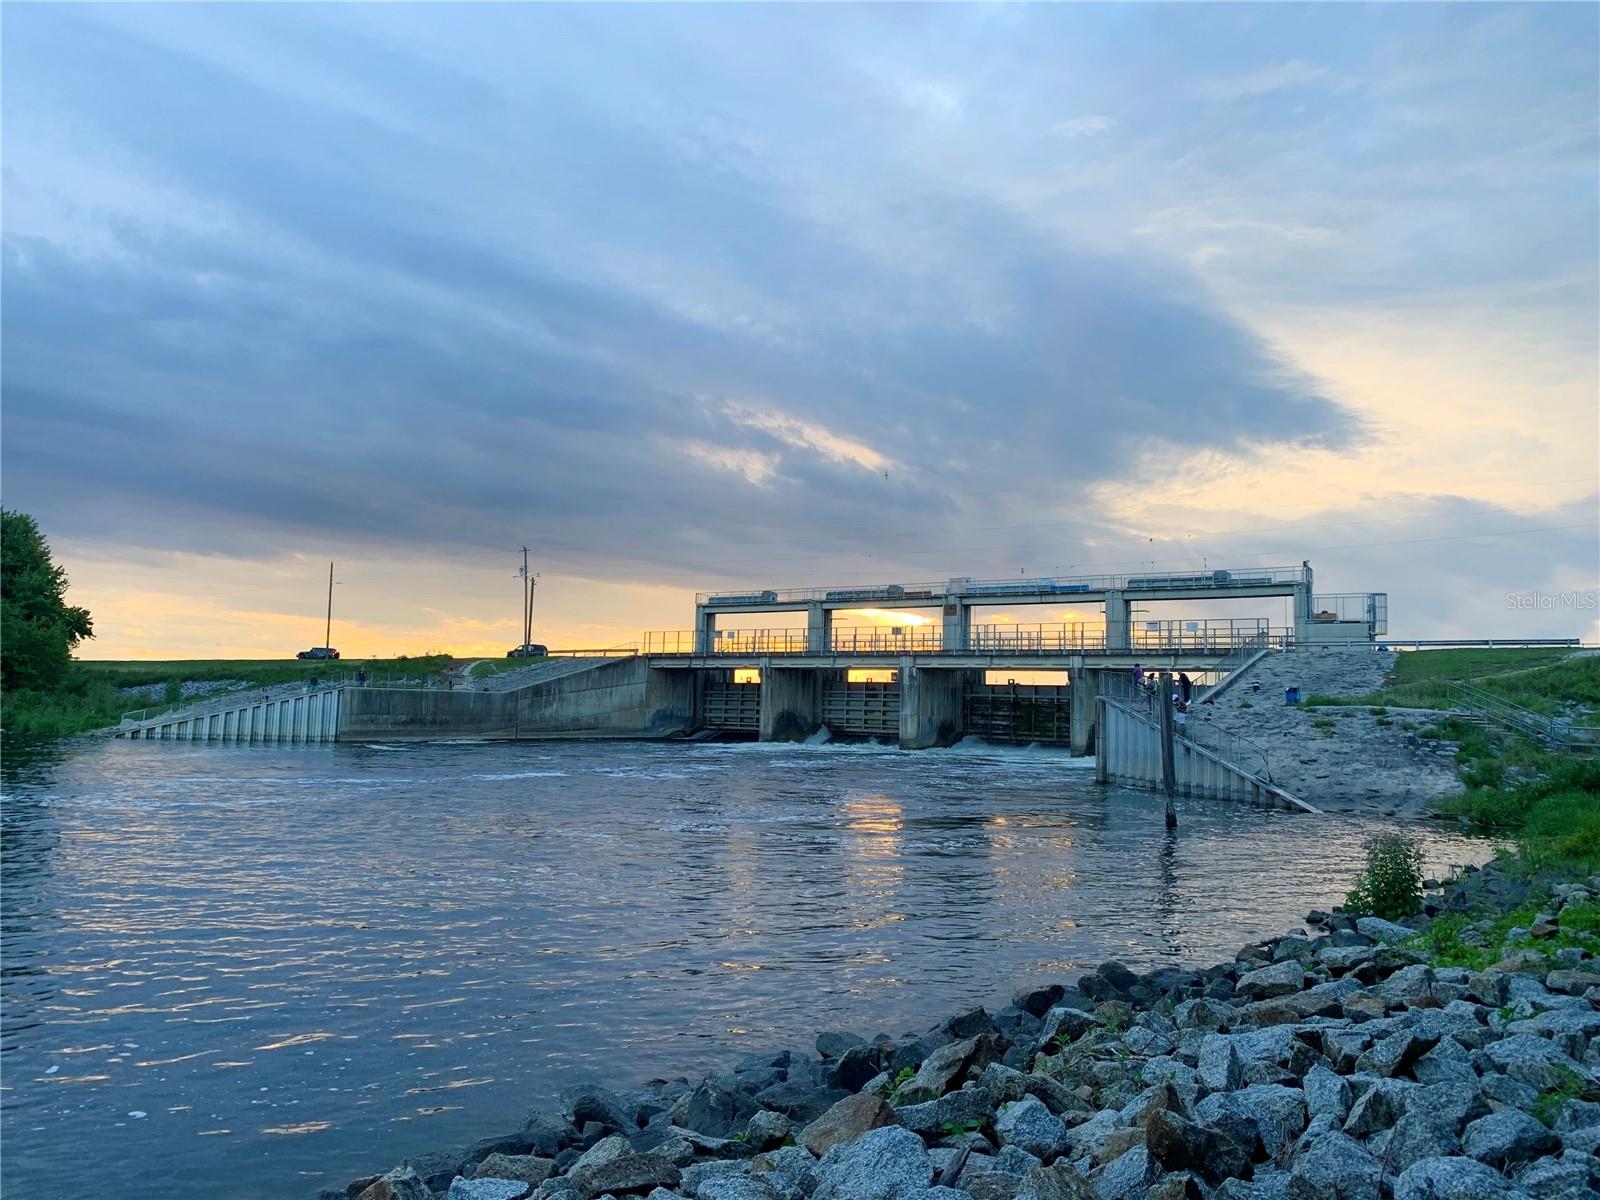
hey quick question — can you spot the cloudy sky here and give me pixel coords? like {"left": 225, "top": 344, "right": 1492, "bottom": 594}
{"left": 3, "top": 3, "right": 1596, "bottom": 657}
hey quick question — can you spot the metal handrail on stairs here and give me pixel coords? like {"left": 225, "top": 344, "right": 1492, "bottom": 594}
{"left": 1446, "top": 682, "right": 1600, "bottom": 753}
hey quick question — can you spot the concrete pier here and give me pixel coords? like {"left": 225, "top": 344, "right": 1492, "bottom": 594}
{"left": 898, "top": 659, "right": 965, "bottom": 749}
{"left": 759, "top": 666, "right": 824, "bottom": 741}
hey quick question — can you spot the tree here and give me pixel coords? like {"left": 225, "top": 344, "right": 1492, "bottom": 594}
{"left": 2, "top": 509, "right": 93, "bottom": 693}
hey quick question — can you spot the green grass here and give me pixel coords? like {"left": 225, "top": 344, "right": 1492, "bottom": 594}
{"left": 1406, "top": 896, "right": 1600, "bottom": 972}
{"left": 1303, "top": 650, "right": 1598, "bottom": 724}
{"left": 2, "top": 655, "right": 454, "bottom": 736}
{"left": 465, "top": 656, "right": 552, "bottom": 679}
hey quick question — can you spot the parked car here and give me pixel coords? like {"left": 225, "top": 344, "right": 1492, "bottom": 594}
{"left": 297, "top": 646, "right": 341, "bottom": 660}
{"left": 506, "top": 643, "right": 549, "bottom": 658}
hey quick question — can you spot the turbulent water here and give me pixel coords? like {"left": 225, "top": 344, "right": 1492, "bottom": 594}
{"left": 1, "top": 736, "right": 1494, "bottom": 1199}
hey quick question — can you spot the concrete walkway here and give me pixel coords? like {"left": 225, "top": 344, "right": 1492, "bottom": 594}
{"left": 458, "top": 656, "right": 628, "bottom": 693}
{"left": 1190, "top": 647, "right": 1464, "bottom": 815}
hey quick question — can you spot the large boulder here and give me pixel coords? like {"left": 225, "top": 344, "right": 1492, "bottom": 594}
{"left": 1462, "top": 1109, "right": 1562, "bottom": 1170}
{"left": 1394, "top": 1155, "right": 1532, "bottom": 1200}
{"left": 799, "top": 1093, "right": 901, "bottom": 1158}
{"left": 472, "top": 1155, "right": 557, "bottom": 1189}
{"left": 1196, "top": 1034, "right": 1244, "bottom": 1092}
{"left": 1302, "top": 1065, "right": 1351, "bottom": 1122}
{"left": 445, "top": 1180, "right": 526, "bottom": 1200}
{"left": 559, "top": 1085, "right": 637, "bottom": 1133}
{"left": 1484, "top": 1036, "right": 1590, "bottom": 1092}
{"left": 995, "top": 1096, "right": 1070, "bottom": 1161}
{"left": 896, "top": 1037, "right": 989, "bottom": 1104}
{"left": 1013, "top": 1162, "right": 1097, "bottom": 1200}
{"left": 1284, "top": 1131, "right": 1383, "bottom": 1200}
{"left": 670, "top": 1076, "right": 759, "bottom": 1138}
{"left": 896, "top": 1087, "right": 996, "bottom": 1137}
{"left": 1236, "top": 961, "right": 1309, "bottom": 1001}
{"left": 1195, "top": 1084, "right": 1307, "bottom": 1160}
{"left": 812, "top": 1126, "right": 933, "bottom": 1200}
{"left": 355, "top": 1168, "right": 432, "bottom": 1200}
{"left": 1144, "top": 1109, "right": 1251, "bottom": 1185}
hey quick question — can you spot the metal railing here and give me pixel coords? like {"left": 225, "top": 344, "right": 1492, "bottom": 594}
{"left": 1099, "top": 677, "right": 1277, "bottom": 782}
{"left": 1447, "top": 682, "right": 1600, "bottom": 753}
{"left": 643, "top": 622, "right": 1291, "bottom": 658}
{"left": 1196, "top": 630, "right": 1272, "bottom": 701}
{"left": 119, "top": 671, "right": 450, "bottom": 727}
{"left": 695, "top": 566, "right": 1309, "bottom": 607}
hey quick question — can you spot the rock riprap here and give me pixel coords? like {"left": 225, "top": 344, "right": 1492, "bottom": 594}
{"left": 327, "top": 863, "right": 1600, "bottom": 1200}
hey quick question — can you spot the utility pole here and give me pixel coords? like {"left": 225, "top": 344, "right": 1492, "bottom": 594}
{"left": 517, "top": 548, "right": 540, "bottom": 649}
{"left": 325, "top": 561, "right": 335, "bottom": 649}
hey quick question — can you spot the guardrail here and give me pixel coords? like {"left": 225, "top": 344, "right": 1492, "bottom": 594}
{"left": 1380, "top": 639, "right": 1583, "bottom": 650}
{"left": 1196, "top": 631, "right": 1272, "bottom": 702}
{"left": 643, "top": 624, "right": 1293, "bottom": 657}
{"left": 1446, "top": 682, "right": 1600, "bottom": 754}
{"left": 695, "top": 566, "right": 1309, "bottom": 607}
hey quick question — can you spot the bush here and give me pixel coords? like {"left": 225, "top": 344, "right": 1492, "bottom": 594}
{"left": 1344, "top": 833, "right": 1425, "bottom": 920}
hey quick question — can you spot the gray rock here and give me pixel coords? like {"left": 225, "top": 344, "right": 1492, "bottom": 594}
{"left": 752, "top": 1081, "right": 850, "bottom": 1123}
{"left": 695, "top": 1178, "right": 778, "bottom": 1200}
{"left": 749, "top": 1146, "right": 817, "bottom": 1200}
{"left": 670, "top": 1077, "right": 758, "bottom": 1139}
{"left": 1042, "top": 1006, "right": 1106, "bottom": 1046}
{"left": 1143, "top": 1108, "right": 1252, "bottom": 1185}
{"left": 1512, "top": 1154, "right": 1598, "bottom": 1200}
{"left": 1463, "top": 1109, "right": 1563, "bottom": 1169}
{"left": 897, "top": 1087, "right": 997, "bottom": 1136}
{"left": 1394, "top": 1155, "right": 1532, "bottom": 1200}
{"left": 1284, "top": 1131, "right": 1383, "bottom": 1200}
{"left": 473, "top": 1155, "right": 557, "bottom": 1189}
{"left": 799, "top": 1092, "right": 901, "bottom": 1158}
{"left": 1015, "top": 985, "right": 1070, "bottom": 1018}
{"left": 1196, "top": 1084, "right": 1307, "bottom": 1159}
{"left": 1355, "top": 917, "right": 1414, "bottom": 942}
{"left": 995, "top": 1096, "right": 1070, "bottom": 1161}
{"left": 356, "top": 1168, "right": 433, "bottom": 1200}
{"left": 1238, "top": 961, "right": 1309, "bottom": 1001}
{"left": 1092, "top": 1146, "right": 1155, "bottom": 1200}
{"left": 1404, "top": 1078, "right": 1490, "bottom": 1134}
{"left": 1172, "top": 999, "right": 1237, "bottom": 1032}
{"left": 818, "top": 1031, "right": 868, "bottom": 1060}
{"left": 744, "top": 1109, "right": 791, "bottom": 1151}
{"left": 1485, "top": 1036, "right": 1590, "bottom": 1092}
{"left": 1342, "top": 1078, "right": 1414, "bottom": 1138}
{"left": 1411, "top": 1038, "right": 1478, "bottom": 1086}
{"left": 1384, "top": 1112, "right": 1460, "bottom": 1171}
{"left": 1375, "top": 965, "right": 1436, "bottom": 1009}
{"left": 1197, "top": 1034, "right": 1245, "bottom": 1092}
{"left": 1303, "top": 1064, "right": 1352, "bottom": 1122}
{"left": 1014, "top": 1162, "right": 1097, "bottom": 1200}
{"left": 575, "top": 1153, "right": 683, "bottom": 1197}
{"left": 1354, "top": 1030, "right": 1437, "bottom": 1078}
{"left": 560, "top": 1085, "right": 637, "bottom": 1133}
{"left": 812, "top": 1126, "right": 933, "bottom": 1200}
{"left": 1481, "top": 1071, "right": 1543, "bottom": 1112}
{"left": 897, "top": 1038, "right": 986, "bottom": 1105}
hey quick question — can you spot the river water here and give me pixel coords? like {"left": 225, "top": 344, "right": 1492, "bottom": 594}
{"left": 1, "top": 736, "right": 1493, "bottom": 1199}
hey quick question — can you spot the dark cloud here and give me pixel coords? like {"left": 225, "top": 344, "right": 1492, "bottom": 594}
{"left": 1, "top": 4, "right": 1354, "bottom": 581}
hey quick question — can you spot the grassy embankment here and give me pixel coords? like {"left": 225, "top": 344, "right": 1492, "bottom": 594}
{"left": 1, "top": 655, "right": 454, "bottom": 737}
{"left": 463, "top": 656, "right": 551, "bottom": 680}
{"left": 1315, "top": 649, "right": 1600, "bottom": 872}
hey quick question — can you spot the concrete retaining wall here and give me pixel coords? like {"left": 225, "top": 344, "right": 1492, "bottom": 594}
{"left": 515, "top": 657, "right": 693, "bottom": 737}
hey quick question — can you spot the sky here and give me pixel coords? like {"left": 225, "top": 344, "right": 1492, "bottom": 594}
{"left": 3, "top": 2, "right": 1597, "bottom": 658}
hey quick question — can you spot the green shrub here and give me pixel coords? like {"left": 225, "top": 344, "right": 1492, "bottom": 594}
{"left": 1344, "top": 833, "right": 1425, "bottom": 921}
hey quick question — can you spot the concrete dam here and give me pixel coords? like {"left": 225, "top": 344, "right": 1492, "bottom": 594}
{"left": 112, "top": 562, "right": 1388, "bottom": 754}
